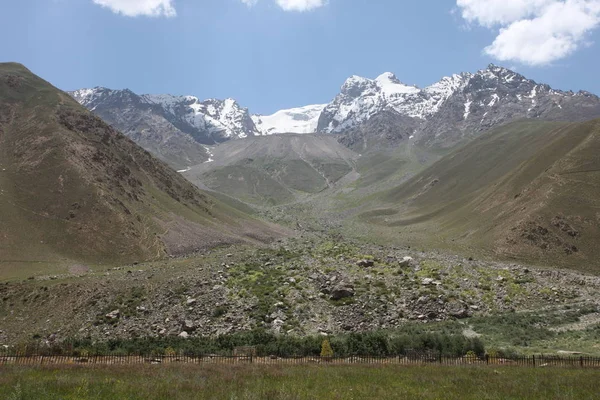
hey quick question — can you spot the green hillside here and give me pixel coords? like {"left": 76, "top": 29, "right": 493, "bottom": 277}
{"left": 0, "top": 63, "right": 283, "bottom": 279}
{"left": 358, "top": 120, "right": 600, "bottom": 271}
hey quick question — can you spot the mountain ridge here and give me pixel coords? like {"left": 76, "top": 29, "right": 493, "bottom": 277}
{"left": 71, "top": 64, "right": 600, "bottom": 168}
{"left": 0, "top": 62, "right": 283, "bottom": 278}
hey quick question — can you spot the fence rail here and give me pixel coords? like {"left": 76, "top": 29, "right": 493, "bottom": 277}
{"left": 1, "top": 353, "right": 599, "bottom": 368}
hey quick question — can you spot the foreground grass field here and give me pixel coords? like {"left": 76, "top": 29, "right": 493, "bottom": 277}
{"left": 1, "top": 364, "right": 599, "bottom": 399}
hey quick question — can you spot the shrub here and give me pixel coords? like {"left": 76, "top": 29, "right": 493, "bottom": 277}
{"left": 320, "top": 339, "right": 334, "bottom": 358}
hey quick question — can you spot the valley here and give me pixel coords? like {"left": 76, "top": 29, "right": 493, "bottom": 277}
{"left": 1, "top": 62, "right": 600, "bottom": 361}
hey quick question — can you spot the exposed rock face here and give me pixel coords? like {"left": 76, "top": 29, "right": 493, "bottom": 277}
{"left": 140, "top": 95, "right": 259, "bottom": 142}
{"left": 71, "top": 65, "right": 600, "bottom": 167}
{"left": 69, "top": 88, "right": 210, "bottom": 170}
{"left": 70, "top": 89, "right": 260, "bottom": 169}
{"left": 416, "top": 65, "right": 600, "bottom": 147}
{"left": 318, "top": 72, "right": 469, "bottom": 134}
{"left": 326, "top": 65, "right": 600, "bottom": 149}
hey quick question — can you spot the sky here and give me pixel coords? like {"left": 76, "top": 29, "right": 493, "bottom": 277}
{"left": 1, "top": 0, "right": 600, "bottom": 114}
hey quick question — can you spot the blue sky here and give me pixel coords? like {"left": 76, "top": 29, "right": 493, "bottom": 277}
{"left": 1, "top": 0, "right": 600, "bottom": 114}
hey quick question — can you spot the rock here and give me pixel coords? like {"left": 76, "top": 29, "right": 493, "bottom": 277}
{"left": 330, "top": 285, "right": 355, "bottom": 300}
{"left": 289, "top": 277, "right": 296, "bottom": 284}
{"left": 182, "top": 320, "right": 196, "bottom": 332}
{"left": 178, "top": 331, "right": 189, "bottom": 338}
{"left": 446, "top": 301, "right": 471, "bottom": 319}
{"left": 399, "top": 256, "right": 414, "bottom": 268}
{"left": 357, "top": 259, "right": 374, "bottom": 268}
{"left": 421, "top": 278, "right": 434, "bottom": 286}
{"left": 105, "top": 310, "right": 120, "bottom": 319}
{"left": 186, "top": 298, "right": 197, "bottom": 306}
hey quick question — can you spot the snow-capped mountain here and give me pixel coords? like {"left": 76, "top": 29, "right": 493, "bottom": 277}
{"left": 69, "top": 87, "right": 211, "bottom": 170}
{"left": 316, "top": 72, "right": 471, "bottom": 133}
{"left": 71, "top": 89, "right": 259, "bottom": 145}
{"left": 140, "top": 94, "right": 259, "bottom": 141}
{"left": 71, "top": 64, "right": 600, "bottom": 167}
{"left": 252, "top": 104, "right": 327, "bottom": 135}
{"left": 319, "top": 64, "right": 600, "bottom": 147}
{"left": 417, "top": 64, "right": 600, "bottom": 146}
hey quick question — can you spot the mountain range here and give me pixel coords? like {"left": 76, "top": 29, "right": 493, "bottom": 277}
{"left": 71, "top": 65, "right": 600, "bottom": 168}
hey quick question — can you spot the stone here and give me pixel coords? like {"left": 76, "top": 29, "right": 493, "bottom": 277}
{"left": 182, "top": 320, "right": 196, "bottom": 332}
{"left": 447, "top": 301, "right": 471, "bottom": 319}
{"left": 105, "top": 310, "right": 120, "bottom": 319}
{"left": 330, "top": 285, "right": 355, "bottom": 300}
{"left": 178, "top": 331, "right": 189, "bottom": 338}
{"left": 399, "top": 256, "right": 414, "bottom": 268}
{"left": 186, "top": 298, "right": 197, "bottom": 306}
{"left": 421, "top": 278, "right": 434, "bottom": 286}
{"left": 357, "top": 259, "right": 374, "bottom": 268}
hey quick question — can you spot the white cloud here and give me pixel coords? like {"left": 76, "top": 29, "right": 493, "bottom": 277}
{"left": 456, "top": 0, "right": 600, "bottom": 66}
{"left": 276, "top": 0, "right": 326, "bottom": 11}
{"left": 240, "top": 0, "right": 326, "bottom": 12}
{"left": 92, "top": 0, "right": 176, "bottom": 17}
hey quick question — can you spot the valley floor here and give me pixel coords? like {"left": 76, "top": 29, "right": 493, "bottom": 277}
{"left": 1, "top": 232, "right": 599, "bottom": 356}
{"left": 1, "top": 364, "right": 599, "bottom": 399}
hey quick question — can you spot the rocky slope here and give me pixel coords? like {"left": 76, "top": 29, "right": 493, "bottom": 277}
{"left": 0, "top": 63, "right": 283, "bottom": 276}
{"left": 183, "top": 134, "right": 359, "bottom": 205}
{"left": 70, "top": 89, "right": 260, "bottom": 169}
{"left": 69, "top": 88, "right": 210, "bottom": 170}
{"left": 72, "top": 65, "right": 600, "bottom": 170}
{"left": 1, "top": 235, "right": 598, "bottom": 343}
{"left": 323, "top": 65, "right": 600, "bottom": 148}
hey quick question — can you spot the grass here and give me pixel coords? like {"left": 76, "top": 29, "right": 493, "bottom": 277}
{"left": 1, "top": 364, "right": 599, "bottom": 399}
{"left": 350, "top": 120, "right": 600, "bottom": 272}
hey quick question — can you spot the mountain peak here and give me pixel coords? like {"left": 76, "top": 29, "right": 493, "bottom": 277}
{"left": 375, "top": 72, "right": 400, "bottom": 84}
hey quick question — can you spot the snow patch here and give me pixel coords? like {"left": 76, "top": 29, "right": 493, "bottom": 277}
{"left": 464, "top": 101, "right": 472, "bottom": 120}
{"left": 253, "top": 104, "right": 326, "bottom": 135}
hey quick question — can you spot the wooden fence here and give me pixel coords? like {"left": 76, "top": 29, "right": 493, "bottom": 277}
{"left": 1, "top": 353, "right": 599, "bottom": 368}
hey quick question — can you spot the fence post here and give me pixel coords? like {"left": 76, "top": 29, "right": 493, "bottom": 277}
{"left": 439, "top": 353, "right": 442, "bottom": 364}
{"left": 485, "top": 354, "right": 489, "bottom": 365}
{"left": 580, "top": 356, "right": 583, "bottom": 368}
{"left": 532, "top": 355, "right": 535, "bottom": 367}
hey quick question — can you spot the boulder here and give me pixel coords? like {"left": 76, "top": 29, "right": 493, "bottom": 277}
{"left": 182, "top": 320, "right": 196, "bottom": 332}
{"left": 186, "top": 298, "right": 197, "bottom": 306}
{"left": 399, "top": 256, "right": 414, "bottom": 268}
{"left": 421, "top": 278, "right": 434, "bottom": 286}
{"left": 178, "top": 331, "right": 189, "bottom": 338}
{"left": 105, "top": 310, "right": 120, "bottom": 319}
{"left": 446, "top": 301, "right": 471, "bottom": 319}
{"left": 357, "top": 259, "right": 374, "bottom": 268}
{"left": 330, "top": 285, "right": 355, "bottom": 300}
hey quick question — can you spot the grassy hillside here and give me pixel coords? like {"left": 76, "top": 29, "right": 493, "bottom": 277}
{"left": 358, "top": 120, "right": 600, "bottom": 271}
{"left": 184, "top": 134, "right": 359, "bottom": 205}
{"left": 0, "top": 63, "right": 283, "bottom": 279}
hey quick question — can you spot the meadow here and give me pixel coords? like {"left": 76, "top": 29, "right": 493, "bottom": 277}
{"left": 1, "top": 364, "right": 599, "bottom": 399}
